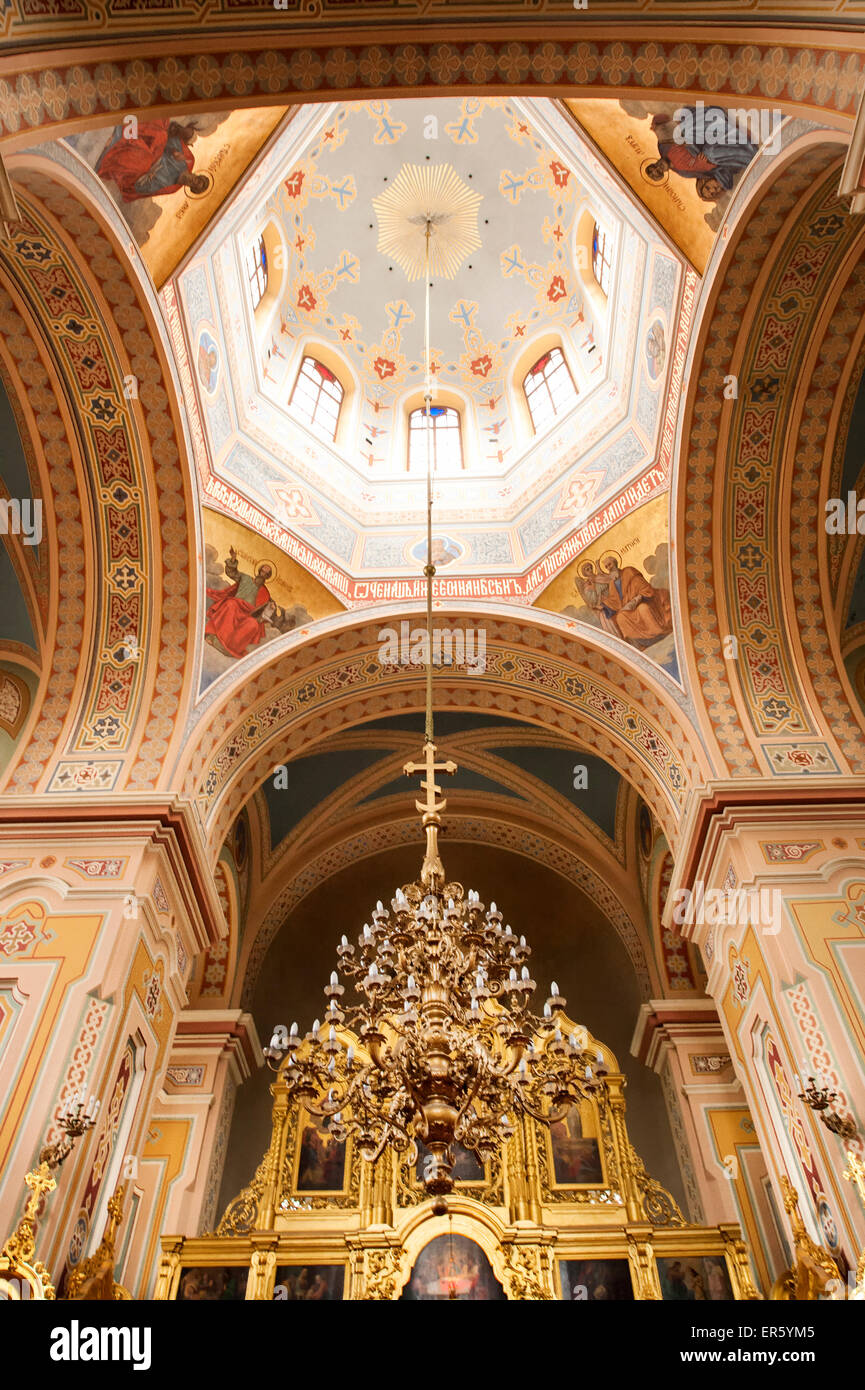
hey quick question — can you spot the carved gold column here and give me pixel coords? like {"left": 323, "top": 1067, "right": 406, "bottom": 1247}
{"left": 368, "top": 1150, "right": 394, "bottom": 1228}
{"left": 720, "top": 1224, "right": 762, "bottom": 1300}
{"left": 256, "top": 1079, "right": 291, "bottom": 1229}
{"left": 153, "top": 1236, "right": 183, "bottom": 1300}
{"left": 510, "top": 1116, "right": 541, "bottom": 1224}
{"left": 606, "top": 1077, "right": 642, "bottom": 1221}
{"left": 626, "top": 1225, "right": 662, "bottom": 1300}
{"left": 504, "top": 1122, "right": 528, "bottom": 1224}
{"left": 248, "top": 1234, "right": 279, "bottom": 1299}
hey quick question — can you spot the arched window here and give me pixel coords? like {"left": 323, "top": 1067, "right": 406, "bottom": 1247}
{"left": 591, "top": 221, "right": 612, "bottom": 296}
{"left": 289, "top": 356, "right": 344, "bottom": 442}
{"left": 408, "top": 405, "right": 463, "bottom": 471}
{"left": 246, "top": 234, "right": 268, "bottom": 310}
{"left": 523, "top": 347, "right": 578, "bottom": 434}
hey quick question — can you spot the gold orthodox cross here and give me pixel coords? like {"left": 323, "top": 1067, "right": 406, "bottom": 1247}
{"left": 403, "top": 741, "right": 457, "bottom": 819}
{"left": 403, "top": 741, "right": 457, "bottom": 889}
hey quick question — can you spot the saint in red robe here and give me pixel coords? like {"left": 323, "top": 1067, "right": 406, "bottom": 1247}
{"left": 205, "top": 578, "right": 271, "bottom": 659}
{"left": 96, "top": 121, "right": 195, "bottom": 202}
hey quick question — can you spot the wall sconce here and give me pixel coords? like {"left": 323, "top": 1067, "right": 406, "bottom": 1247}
{"left": 796, "top": 1074, "right": 858, "bottom": 1141}
{"left": 38, "top": 1091, "right": 101, "bottom": 1171}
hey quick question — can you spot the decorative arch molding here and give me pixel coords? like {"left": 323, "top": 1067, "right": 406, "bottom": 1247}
{"left": 0, "top": 161, "right": 199, "bottom": 794}
{"left": 0, "top": 356, "right": 48, "bottom": 653}
{"left": 829, "top": 335, "right": 865, "bottom": 628}
{"left": 235, "top": 808, "right": 654, "bottom": 1011}
{"left": 0, "top": 196, "right": 95, "bottom": 794}
{"left": 179, "top": 611, "right": 712, "bottom": 853}
{"left": 676, "top": 136, "right": 865, "bottom": 781}
{"left": 0, "top": 32, "right": 862, "bottom": 151}
{"left": 786, "top": 239, "right": 865, "bottom": 761}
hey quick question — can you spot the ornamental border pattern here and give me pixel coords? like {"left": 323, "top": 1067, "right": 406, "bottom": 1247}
{"left": 681, "top": 145, "right": 860, "bottom": 776}
{"left": 0, "top": 262, "right": 88, "bottom": 794}
{"left": 26, "top": 172, "right": 193, "bottom": 790}
{"left": 5, "top": 182, "right": 149, "bottom": 763}
{"left": 787, "top": 256, "right": 865, "bottom": 769}
{"left": 727, "top": 171, "right": 865, "bottom": 758}
{"left": 239, "top": 811, "right": 650, "bottom": 1008}
{"left": 723, "top": 171, "right": 837, "bottom": 739}
{"left": 2, "top": 173, "right": 193, "bottom": 792}
{"left": 0, "top": 39, "right": 862, "bottom": 143}
{"left": 3, "top": 0, "right": 865, "bottom": 42}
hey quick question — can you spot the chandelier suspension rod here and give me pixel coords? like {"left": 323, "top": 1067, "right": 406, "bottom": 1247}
{"left": 423, "top": 216, "right": 434, "bottom": 748}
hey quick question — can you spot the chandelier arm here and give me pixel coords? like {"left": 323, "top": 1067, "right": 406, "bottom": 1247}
{"left": 493, "top": 1043, "right": 529, "bottom": 1080}
{"left": 452, "top": 1049, "right": 487, "bottom": 1136}
{"left": 514, "top": 1091, "right": 573, "bottom": 1126}
{"left": 291, "top": 1062, "right": 375, "bottom": 1117}
{"left": 363, "top": 1114, "right": 412, "bottom": 1165}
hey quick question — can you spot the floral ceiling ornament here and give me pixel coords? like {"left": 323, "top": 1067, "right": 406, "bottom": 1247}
{"left": 372, "top": 162, "right": 482, "bottom": 281}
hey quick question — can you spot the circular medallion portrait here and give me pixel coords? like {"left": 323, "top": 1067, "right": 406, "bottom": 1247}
{"left": 645, "top": 319, "right": 666, "bottom": 382}
{"left": 408, "top": 534, "right": 463, "bottom": 568}
{"left": 197, "top": 329, "right": 220, "bottom": 395}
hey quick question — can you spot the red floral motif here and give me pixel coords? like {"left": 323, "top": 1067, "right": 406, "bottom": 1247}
{"left": 470, "top": 354, "right": 493, "bottom": 378}
{"left": 284, "top": 169, "right": 305, "bottom": 198}
{"left": 547, "top": 275, "right": 567, "bottom": 303}
{"left": 373, "top": 356, "right": 396, "bottom": 380}
{"left": 297, "top": 284, "right": 316, "bottom": 312}
{"left": 0, "top": 909, "right": 44, "bottom": 956}
{"left": 550, "top": 160, "right": 570, "bottom": 188}
{"left": 143, "top": 968, "right": 162, "bottom": 1018}
{"left": 786, "top": 749, "right": 814, "bottom": 767}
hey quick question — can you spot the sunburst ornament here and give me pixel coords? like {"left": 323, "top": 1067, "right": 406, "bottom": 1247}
{"left": 372, "top": 163, "right": 483, "bottom": 280}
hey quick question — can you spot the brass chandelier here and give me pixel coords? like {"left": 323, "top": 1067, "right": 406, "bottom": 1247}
{"left": 264, "top": 168, "right": 605, "bottom": 1200}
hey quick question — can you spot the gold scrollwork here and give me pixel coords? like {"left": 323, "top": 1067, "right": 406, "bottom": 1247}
{"left": 627, "top": 1143, "right": 687, "bottom": 1228}
{"left": 501, "top": 1243, "right": 554, "bottom": 1300}
{"left": 215, "top": 1157, "right": 267, "bottom": 1236}
{"left": 363, "top": 1247, "right": 404, "bottom": 1300}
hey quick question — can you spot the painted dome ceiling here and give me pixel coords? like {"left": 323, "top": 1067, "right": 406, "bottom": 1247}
{"left": 175, "top": 97, "right": 691, "bottom": 600}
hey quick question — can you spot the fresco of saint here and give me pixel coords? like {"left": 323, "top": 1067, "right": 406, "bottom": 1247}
{"left": 643, "top": 107, "right": 758, "bottom": 203}
{"left": 96, "top": 120, "right": 210, "bottom": 202}
{"left": 594, "top": 551, "right": 673, "bottom": 650}
{"left": 204, "top": 548, "right": 277, "bottom": 660}
{"left": 575, "top": 560, "right": 621, "bottom": 637}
